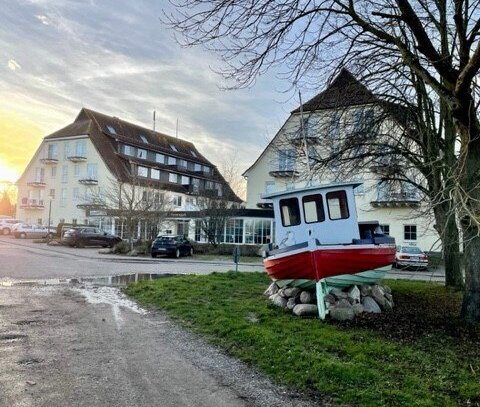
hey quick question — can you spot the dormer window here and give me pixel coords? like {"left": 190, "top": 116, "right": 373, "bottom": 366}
{"left": 107, "top": 125, "right": 117, "bottom": 135}
{"left": 139, "top": 134, "right": 148, "bottom": 143}
{"left": 190, "top": 150, "right": 197, "bottom": 158}
{"left": 169, "top": 144, "right": 178, "bottom": 152}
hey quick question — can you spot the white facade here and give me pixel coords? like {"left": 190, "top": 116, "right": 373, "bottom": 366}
{"left": 243, "top": 110, "right": 440, "bottom": 252}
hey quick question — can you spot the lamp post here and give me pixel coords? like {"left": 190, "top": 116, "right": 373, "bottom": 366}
{"left": 47, "top": 193, "right": 53, "bottom": 242}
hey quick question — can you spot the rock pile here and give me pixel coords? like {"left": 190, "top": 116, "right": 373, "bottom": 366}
{"left": 264, "top": 282, "right": 393, "bottom": 321}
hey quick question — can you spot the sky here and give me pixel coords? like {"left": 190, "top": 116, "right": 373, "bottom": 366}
{"left": 0, "top": 0, "right": 310, "bottom": 187}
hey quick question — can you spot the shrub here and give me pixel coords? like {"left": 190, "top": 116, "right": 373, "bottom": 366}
{"left": 134, "top": 239, "right": 153, "bottom": 255}
{"left": 190, "top": 242, "right": 262, "bottom": 257}
{"left": 112, "top": 240, "right": 130, "bottom": 254}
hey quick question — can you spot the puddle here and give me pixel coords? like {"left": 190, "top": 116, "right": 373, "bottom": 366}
{"left": 1, "top": 273, "right": 178, "bottom": 288}
{"left": 17, "top": 358, "right": 42, "bottom": 366}
{"left": 0, "top": 333, "right": 27, "bottom": 343}
{"left": 15, "top": 320, "right": 43, "bottom": 326}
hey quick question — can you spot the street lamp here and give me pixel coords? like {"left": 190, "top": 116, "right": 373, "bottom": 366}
{"left": 47, "top": 193, "right": 54, "bottom": 242}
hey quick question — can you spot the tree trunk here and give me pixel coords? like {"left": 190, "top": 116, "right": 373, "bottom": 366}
{"left": 461, "top": 221, "right": 480, "bottom": 322}
{"left": 443, "top": 215, "right": 463, "bottom": 289}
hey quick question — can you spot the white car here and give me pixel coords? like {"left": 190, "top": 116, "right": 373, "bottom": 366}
{"left": 0, "top": 218, "right": 23, "bottom": 235}
{"left": 395, "top": 245, "right": 429, "bottom": 270}
{"left": 13, "top": 224, "right": 54, "bottom": 239}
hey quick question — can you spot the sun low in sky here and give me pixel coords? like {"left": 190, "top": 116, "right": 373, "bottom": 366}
{"left": 0, "top": 108, "right": 44, "bottom": 183}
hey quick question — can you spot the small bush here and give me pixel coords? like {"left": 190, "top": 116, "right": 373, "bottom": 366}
{"left": 112, "top": 240, "right": 130, "bottom": 254}
{"left": 191, "top": 242, "right": 262, "bottom": 257}
{"left": 134, "top": 239, "right": 153, "bottom": 255}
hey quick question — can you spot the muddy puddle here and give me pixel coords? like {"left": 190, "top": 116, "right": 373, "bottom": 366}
{"left": 0, "top": 272, "right": 179, "bottom": 288}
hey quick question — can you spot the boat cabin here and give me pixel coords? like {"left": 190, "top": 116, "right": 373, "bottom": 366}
{"left": 262, "top": 182, "right": 384, "bottom": 248}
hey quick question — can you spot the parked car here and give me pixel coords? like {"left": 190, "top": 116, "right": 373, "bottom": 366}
{"left": 0, "top": 218, "right": 23, "bottom": 235}
{"left": 61, "top": 227, "right": 122, "bottom": 248}
{"left": 13, "top": 224, "right": 54, "bottom": 239}
{"left": 151, "top": 235, "right": 193, "bottom": 258}
{"left": 395, "top": 245, "right": 429, "bottom": 270}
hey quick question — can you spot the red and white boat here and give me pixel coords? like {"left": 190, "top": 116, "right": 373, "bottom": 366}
{"left": 262, "top": 182, "right": 396, "bottom": 318}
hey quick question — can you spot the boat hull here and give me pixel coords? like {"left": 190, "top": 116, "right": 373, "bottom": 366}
{"left": 263, "top": 245, "right": 395, "bottom": 282}
{"left": 273, "top": 265, "right": 392, "bottom": 289}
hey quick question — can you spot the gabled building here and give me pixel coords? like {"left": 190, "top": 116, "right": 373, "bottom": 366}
{"left": 243, "top": 70, "right": 439, "bottom": 251}
{"left": 16, "top": 108, "right": 243, "bottom": 239}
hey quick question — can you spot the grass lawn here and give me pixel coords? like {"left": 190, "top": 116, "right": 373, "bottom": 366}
{"left": 125, "top": 272, "right": 480, "bottom": 406}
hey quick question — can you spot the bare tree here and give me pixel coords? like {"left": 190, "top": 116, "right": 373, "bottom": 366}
{"left": 86, "top": 175, "right": 171, "bottom": 249}
{"left": 220, "top": 151, "right": 246, "bottom": 201}
{"left": 165, "top": 0, "right": 480, "bottom": 321}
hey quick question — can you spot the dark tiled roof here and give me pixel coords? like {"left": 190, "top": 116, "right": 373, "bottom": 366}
{"left": 43, "top": 108, "right": 241, "bottom": 202}
{"left": 291, "top": 69, "right": 377, "bottom": 113}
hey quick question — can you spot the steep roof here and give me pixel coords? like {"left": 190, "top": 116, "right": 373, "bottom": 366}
{"left": 43, "top": 108, "right": 241, "bottom": 202}
{"left": 291, "top": 69, "right": 377, "bottom": 113}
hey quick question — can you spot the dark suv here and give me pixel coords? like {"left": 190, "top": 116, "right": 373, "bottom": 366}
{"left": 62, "top": 227, "right": 122, "bottom": 248}
{"left": 151, "top": 235, "right": 193, "bottom": 258}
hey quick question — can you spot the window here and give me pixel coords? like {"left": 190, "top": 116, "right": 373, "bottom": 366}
{"left": 194, "top": 163, "right": 202, "bottom": 172}
{"left": 278, "top": 149, "right": 296, "bottom": 171}
{"left": 279, "top": 198, "right": 301, "bottom": 227}
{"left": 181, "top": 176, "right": 190, "bottom": 185}
{"left": 137, "top": 166, "right": 148, "bottom": 177}
{"left": 173, "top": 195, "right": 182, "bottom": 207}
{"left": 155, "top": 153, "right": 164, "bottom": 163}
{"left": 64, "top": 142, "right": 70, "bottom": 159}
{"left": 169, "top": 144, "right": 178, "bottom": 152}
{"left": 404, "top": 225, "right": 417, "bottom": 240}
{"left": 107, "top": 125, "right": 117, "bottom": 134}
{"left": 49, "top": 189, "right": 55, "bottom": 199}
{"left": 137, "top": 149, "right": 147, "bottom": 159}
{"left": 302, "top": 115, "right": 315, "bottom": 137}
{"left": 73, "top": 188, "right": 80, "bottom": 201}
{"left": 302, "top": 194, "right": 325, "bottom": 224}
{"left": 87, "top": 163, "right": 97, "bottom": 179}
{"left": 75, "top": 140, "right": 87, "bottom": 157}
{"left": 178, "top": 159, "right": 187, "bottom": 168}
{"left": 151, "top": 169, "right": 160, "bottom": 180}
{"left": 326, "top": 190, "right": 349, "bottom": 220}
{"left": 380, "top": 225, "right": 390, "bottom": 236}
{"left": 225, "top": 219, "right": 244, "bottom": 243}
{"left": 169, "top": 173, "right": 178, "bottom": 183}
{"left": 47, "top": 143, "right": 58, "bottom": 159}
{"left": 124, "top": 145, "right": 135, "bottom": 156}
{"left": 244, "top": 219, "right": 272, "bottom": 244}
{"left": 354, "top": 184, "right": 365, "bottom": 195}
{"left": 328, "top": 112, "right": 341, "bottom": 138}
{"left": 190, "top": 150, "right": 197, "bottom": 158}
{"left": 139, "top": 134, "right": 148, "bottom": 143}
{"left": 61, "top": 165, "right": 68, "bottom": 183}
{"left": 60, "top": 188, "right": 67, "bottom": 207}
{"left": 167, "top": 156, "right": 177, "bottom": 165}
{"left": 203, "top": 166, "right": 211, "bottom": 174}
{"left": 265, "top": 181, "right": 275, "bottom": 194}
{"left": 51, "top": 166, "right": 56, "bottom": 178}
{"left": 74, "top": 164, "right": 80, "bottom": 177}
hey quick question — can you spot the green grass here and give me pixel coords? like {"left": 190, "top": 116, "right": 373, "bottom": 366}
{"left": 190, "top": 254, "right": 262, "bottom": 263}
{"left": 125, "top": 272, "right": 480, "bottom": 406}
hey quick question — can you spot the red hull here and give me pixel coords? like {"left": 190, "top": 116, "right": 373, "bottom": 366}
{"left": 263, "top": 246, "right": 396, "bottom": 281}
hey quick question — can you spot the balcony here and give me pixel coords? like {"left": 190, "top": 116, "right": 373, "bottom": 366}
{"left": 40, "top": 157, "right": 58, "bottom": 165}
{"left": 291, "top": 135, "right": 319, "bottom": 146}
{"left": 269, "top": 169, "right": 299, "bottom": 178}
{"left": 19, "top": 198, "right": 45, "bottom": 209}
{"left": 67, "top": 155, "right": 87, "bottom": 163}
{"left": 27, "top": 180, "right": 46, "bottom": 188}
{"left": 370, "top": 192, "right": 420, "bottom": 208}
{"left": 78, "top": 177, "right": 98, "bottom": 186}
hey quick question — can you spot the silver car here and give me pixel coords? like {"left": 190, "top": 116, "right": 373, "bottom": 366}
{"left": 13, "top": 224, "right": 54, "bottom": 239}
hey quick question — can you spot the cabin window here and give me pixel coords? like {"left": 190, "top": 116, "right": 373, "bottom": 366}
{"left": 302, "top": 194, "right": 325, "bottom": 224}
{"left": 326, "top": 191, "right": 349, "bottom": 220}
{"left": 279, "top": 198, "right": 301, "bottom": 227}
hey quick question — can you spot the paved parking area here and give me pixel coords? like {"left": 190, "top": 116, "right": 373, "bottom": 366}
{"left": 0, "top": 236, "right": 263, "bottom": 280}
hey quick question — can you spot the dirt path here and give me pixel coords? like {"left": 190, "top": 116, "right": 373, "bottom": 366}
{"left": 0, "top": 284, "right": 321, "bottom": 407}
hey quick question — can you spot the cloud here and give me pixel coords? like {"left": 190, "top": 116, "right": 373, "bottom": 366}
{"left": 0, "top": 0, "right": 306, "bottom": 180}
{"left": 7, "top": 59, "right": 21, "bottom": 71}
{"left": 35, "top": 14, "right": 50, "bottom": 25}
